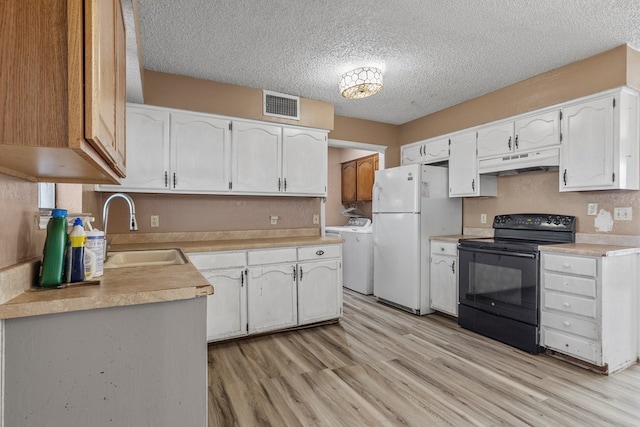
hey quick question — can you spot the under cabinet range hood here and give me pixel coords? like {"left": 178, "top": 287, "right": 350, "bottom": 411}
{"left": 478, "top": 147, "right": 560, "bottom": 175}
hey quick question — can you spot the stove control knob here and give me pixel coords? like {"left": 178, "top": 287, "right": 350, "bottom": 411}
{"left": 553, "top": 217, "right": 561, "bottom": 225}
{"left": 546, "top": 216, "right": 553, "bottom": 224}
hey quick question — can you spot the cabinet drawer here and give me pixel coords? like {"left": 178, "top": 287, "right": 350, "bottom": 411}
{"left": 248, "top": 248, "right": 297, "bottom": 265}
{"left": 543, "top": 290, "right": 596, "bottom": 318}
{"left": 542, "top": 327, "right": 599, "bottom": 364}
{"left": 430, "top": 241, "right": 457, "bottom": 257}
{"left": 188, "top": 251, "right": 246, "bottom": 270}
{"left": 540, "top": 311, "right": 598, "bottom": 340}
{"left": 543, "top": 254, "right": 597, "bottom": 277}
{"left": 543, "top": 272, "right": 596, "bottom": 298}
{"left": 297, "top": 244, "right": 341, "bottom": 261}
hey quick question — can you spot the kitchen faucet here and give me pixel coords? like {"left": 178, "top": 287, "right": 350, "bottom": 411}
{"left": 102, "top": 193, "right": 138, "bottom": 261}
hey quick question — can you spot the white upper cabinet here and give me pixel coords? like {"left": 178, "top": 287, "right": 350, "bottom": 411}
{"left": 477, "top": 109, "right": 560, "bottom": 158}
{"left": 98, "top": 104, "right": 329, "bottom": 196}
{"left": 477, "top": 121, "right": 514, "bottom": 158}
{"left": 449, "top": 130, "right": 497, "bottom": 197}
{"left": 560, "top": 89, "right": 639, "bottom": 191}
{"left": 171, "top": 112, "right": 231, "bottom": 192}
{"left": 231, "top": 121, "right": 282, "bottom": 193}
{"left": 401, "top": 136, "right": 449, "bottom": 165}
{"left": 282, "top": 127, "right": 327, "bottom": 194}
{"left": 515, "top": 110, "right": 561, "bottom": 152}
{"left": 104, "top": 105, "right": 170, "bottom": 191}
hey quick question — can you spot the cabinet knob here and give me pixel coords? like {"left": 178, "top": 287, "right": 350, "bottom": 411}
{"left": 562, "top": 263, "right": 571, "bottom": 269}
{"left": 563, "top": 321, "right": 571, "bottom": 327}
{"left": 563, "top": 302, "right": 570, "bottom": 308}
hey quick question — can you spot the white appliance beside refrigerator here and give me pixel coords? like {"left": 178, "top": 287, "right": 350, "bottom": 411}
{"left": 372, "top": 164, "right": 461, "bottom": 315}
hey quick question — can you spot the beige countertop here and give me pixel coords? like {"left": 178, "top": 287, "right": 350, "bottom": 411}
{"left": 0, "top": 233, "right": 342, "bottom": 320}
{"left": 539, "top": 243, "right": 640, "bottom": 257}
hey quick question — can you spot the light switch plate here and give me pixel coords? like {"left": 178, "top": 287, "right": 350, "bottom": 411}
{"left": 480, "top": 213, "right": 487, "bottom": 224}
{"left": 150, "top": 215, "right": 160, "bottom": 227}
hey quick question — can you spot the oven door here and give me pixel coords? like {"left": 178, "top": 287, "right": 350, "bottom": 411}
{"left": 458, "top": 246, "right": 539, "bottom": 325}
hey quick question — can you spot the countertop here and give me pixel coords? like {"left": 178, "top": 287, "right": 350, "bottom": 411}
{"left": 429, "top": 235, "right": 488, "bottom": 242}
{"left": 539, "top": 243, "right": 640, "bottom": 257}
{"left": 0, "top": 234, "right": 342, "bottom": 320}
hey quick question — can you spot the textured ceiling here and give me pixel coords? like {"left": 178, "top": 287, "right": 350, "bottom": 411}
{"left": 135, "top": 0, "right": 640, "bottom": 125}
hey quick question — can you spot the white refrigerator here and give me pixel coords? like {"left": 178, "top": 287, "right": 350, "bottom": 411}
{"left": 372, "top": 164, "right": 461, "bottom": 314}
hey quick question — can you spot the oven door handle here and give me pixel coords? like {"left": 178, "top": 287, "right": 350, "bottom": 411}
{"left": 459, "top": 247, "right": 538, "bottom": 259}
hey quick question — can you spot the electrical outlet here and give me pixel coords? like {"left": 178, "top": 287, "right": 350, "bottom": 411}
{"left": 150, "top": 215, "right": 160, "bottom": 228}
{"left": 480, "top": 213, "right": 487, "bottom": 224}
{"left": 270, "top": 215, "right": 279, "bottom": 225}
{"left": 614, "top": 207, "right": 632, "bottom": 220}
{"left": 312, "top": 214, "right": 320, "bottom": 225}
{"left": 587, "top": 203, "right": 598, "bottom": 216}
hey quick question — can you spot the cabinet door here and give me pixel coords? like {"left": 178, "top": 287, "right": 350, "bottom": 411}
{"left": 514, "top": 110, "right": 560, "bottom": 152}
{"left": 248, "top": 264, "right": 297, "bottom": 334}
{"left": 477, "top": 122, "right": 514, "bottom": 158}
{"left": 401, "top": 143, "right": 423, "bottom": 165}
{"left": 84, "top": 0, "right": 126, "bottom": 177}
{"left": 282, "top": 127, "right": 327, "bottom": 195}
{"left": 201, "top": 269, "right": 247, "bottom": 342}
{"left": 430, "top": 254, "right": 457, "bottom": 316}
{"left": 116, "top": 107, "right": 170, "bottom": 190}
{"left": 448, "top": 130, "right": 479, "bottom": 197}
{"left": 171, "top": 112, "right": 231, "bottom": 192}
{"left": 422, "top": 137, "right": 450, "bottom": 163}
{"left": 297, "top": 260, "right": 342, "bottom": 325}
{"left": 341, "top": 161, "right": 357, "bottom": 203}
{"left": 560, "top": 96, "right": 615, "bottom": 191}
{"left": 356, "top": 155, "right": 376, "bottom": 201}
{"left": 232, "top": 121, "right": 281, "bottom": 193}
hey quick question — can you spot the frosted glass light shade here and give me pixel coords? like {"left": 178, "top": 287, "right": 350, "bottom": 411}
{"left": 339, "top": 67, "right": 383, "bottom": 99}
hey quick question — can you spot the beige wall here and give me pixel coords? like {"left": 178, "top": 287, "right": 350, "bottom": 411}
{"left": 0, "top": 173, "right": 45, "bottom": 269}
{"left": 143, "top": 70, "right": 334, "bottom": 130}
{"left": 91, "top": 192, "right": 321, "bottom": 234}
{"left": 330, "top": 116, "right": 400, "bottom": 167}
{"left": 463, "top": 171, "right": 640, "bottom": 235}
{"left": 399, "top": 45, "right": 635, "bottom": 144}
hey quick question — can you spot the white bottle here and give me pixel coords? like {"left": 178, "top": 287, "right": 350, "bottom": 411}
{"left": 85, "top": 220, "right": 105, "bottom": 277}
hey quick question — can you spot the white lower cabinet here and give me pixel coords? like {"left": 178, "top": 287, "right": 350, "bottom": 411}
{"left": 297, "top": 245, "right": 343, "bottom": 325}
{"left": 429, "top": 240, "right": 458, "bottom": 316}
{"left": 540, "top": 251, "right": 637, "bottom": 374}
{"left": 188, "top": 251, "right": 248, "bottom": 342}
{"left": 247, "top": 248, "right": 298, "bottom": 334}
{"left": 189, "top": 243, "right": 342, "bottom": 342}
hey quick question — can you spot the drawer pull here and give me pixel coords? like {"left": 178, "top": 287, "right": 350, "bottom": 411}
{"left": 440, "top": 247, "right": 445, "bottom": 252}
{"left": 563, "top": 321, "right": 571, "bottom": 327}
{"left": 315, "top": 250, "right": 325, "bottom": 256}
{"left": 562, "top": 263, "right": 571, "bottom": 269}
{"left": 563, "top": 302, "right": 571, "bottom": 308}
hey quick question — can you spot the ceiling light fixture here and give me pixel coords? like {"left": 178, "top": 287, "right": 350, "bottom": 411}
{"left": 339, "top": 67, "right": 383, "bottom": 99}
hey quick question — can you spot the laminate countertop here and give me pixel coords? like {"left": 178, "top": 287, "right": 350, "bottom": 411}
{"left": 0, "top": 235, "right": 343, "bottom": 320}
{"left": 539, "top": 243, "right": 640, "bottom": 257}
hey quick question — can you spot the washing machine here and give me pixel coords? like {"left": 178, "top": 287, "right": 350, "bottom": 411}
{"left": 325, "top": 218, "right": 374, "bottom": 295}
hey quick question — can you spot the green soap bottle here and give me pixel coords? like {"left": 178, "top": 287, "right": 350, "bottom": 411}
{"left": 38, "top": 209, "right": 68, "bottom": 287}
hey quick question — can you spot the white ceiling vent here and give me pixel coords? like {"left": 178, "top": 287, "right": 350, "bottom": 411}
{"left": 263, "top": 90, "right": 300, "bottom": 120}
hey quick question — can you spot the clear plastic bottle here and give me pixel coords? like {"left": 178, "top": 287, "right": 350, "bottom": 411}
{"left": 38, "top": 209, "right": 68, "bottom": 287}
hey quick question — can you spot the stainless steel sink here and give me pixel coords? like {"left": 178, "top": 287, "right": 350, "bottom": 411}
{"left": 104, "top": 249, "right": 188, "bottom": 269}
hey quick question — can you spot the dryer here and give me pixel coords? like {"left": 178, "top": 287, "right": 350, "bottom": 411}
{"left": 325, "top": 218, "right": 373, "bottom": 295}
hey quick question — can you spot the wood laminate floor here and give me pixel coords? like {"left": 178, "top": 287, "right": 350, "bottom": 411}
{"left": 207, "top": 290, "right": 640, "bottom": 426}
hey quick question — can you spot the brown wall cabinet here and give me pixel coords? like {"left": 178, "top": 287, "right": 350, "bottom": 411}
{"left": 341, "top": 154, "right": 378, "bottom": 203}
{"left": 0, "top": 0, "right": 126, "bottom": 183}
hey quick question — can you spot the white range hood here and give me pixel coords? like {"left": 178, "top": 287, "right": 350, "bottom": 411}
{"left": 478, "top": 147, "right": 560, "bottom": 175}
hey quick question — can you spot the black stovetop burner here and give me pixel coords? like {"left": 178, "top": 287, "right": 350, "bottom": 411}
{"left": 459, "top": 213, "right": 577, "bottom": 252}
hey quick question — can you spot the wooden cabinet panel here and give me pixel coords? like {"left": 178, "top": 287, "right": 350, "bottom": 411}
{"left": 0, "top": 0, "right": 126, "bottom": 183}
{"left": 341, "top": 161, "right": 357, "bottom": 204}
{"left": 341, "top": 154, "right": 378, "bottom": 203}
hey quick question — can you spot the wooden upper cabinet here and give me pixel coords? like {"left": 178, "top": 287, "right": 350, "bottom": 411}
{"left": 0, "top": 0, "right": 126, "bottom": 183}
{"left": 341, "top": 154, "right": 378, "bottom": 203}
{"left": 356, "top": 155, "right": 376, "bottom": 201}
{"left": 341, "top": 161, "right": 357, "bottom": 204}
